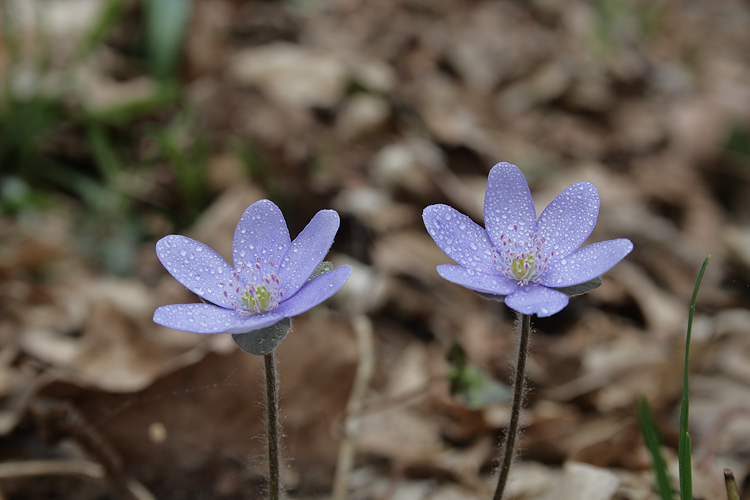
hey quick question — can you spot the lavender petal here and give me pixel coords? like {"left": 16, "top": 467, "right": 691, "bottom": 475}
{"left": 540, "top": 238, "right": 633, "bottom": 288}
{"left": 537, "top": 182, "right": 600, "bottom": 263}
{"left": 436, "top": 264, "right": 518, "bottom": 295}
{"left": 423, "top": 204, "right": 497, "bottom": 273}
{"left": 275, "top": 265, "right": 353, "bottom": 318}
{"left": 153, "top": 303, "right": 282, "bottom": 334}
{"left": 156, "top": 235, "right": 236, "bottom": 308}
{"left": 232, "top": 199, "right": 291, "bottom": 275}
{"left": 484, "top": 162, "right": 538, "bottom": 247}
{"left": 279, "top": 209, "right": 340, "bottom": 296}
{"left": 504, "top": 284, "right": 569, "bottom": 318}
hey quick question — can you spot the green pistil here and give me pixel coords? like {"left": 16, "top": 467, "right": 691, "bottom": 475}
{"left": 511, "top": 254, "right": 534, "bottom": 281}
{"left": 241, "top": 284, "right": 273, "bottom": 313}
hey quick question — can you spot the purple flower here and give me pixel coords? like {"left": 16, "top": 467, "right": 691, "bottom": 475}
{"left": 423, "top": 162, "right": 633, "bottom": 317}
{"left": 154, "top": 199, "right": 352, "bottom": 340}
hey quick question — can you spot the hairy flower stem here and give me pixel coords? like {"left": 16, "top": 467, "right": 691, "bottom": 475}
{"left": 493, "top": 313, "right": 531, "bottom": 500}
{"left": 264, "top": 351, "right": 281, "bottom": 500}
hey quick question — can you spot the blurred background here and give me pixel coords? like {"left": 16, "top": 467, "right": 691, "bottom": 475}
{"left": 1, "top": 0, "right": 749, "bottom": 498}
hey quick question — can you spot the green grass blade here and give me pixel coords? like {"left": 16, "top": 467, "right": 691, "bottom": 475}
{"left": 146, "top": 0, "right": 193, "bottom": 80}
{"left": 87, "top": 124, "right": 122, "bottom": 182}
{"left": 75, "top": 0, "right": 126, "bottom": 61}
{"left": 678, "top": 255, "right": 710, "bottom": 500}
{"left": 638, "top": 397, "right": 675, "bottom": 500}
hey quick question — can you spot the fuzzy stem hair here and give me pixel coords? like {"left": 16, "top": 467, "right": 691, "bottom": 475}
{"left": 493, "top": 313, "right": 531, "bottom": 500}
{"left": 264, "top": 350, "right": 281, "bottom": 500}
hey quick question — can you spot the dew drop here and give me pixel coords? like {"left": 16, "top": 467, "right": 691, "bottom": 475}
{"left": 459, "top": 222, "right": 466, "bottom": 230}
{"left": 249, "top": 243, "right": 255, "bottom": 250}
{"left": 561, "top": 259, "right": 567, "bottom": 265}
{"left": 180, "top": 249, "right": 187, "bottom": 257}
{"left": 240, "top": 249, "right": 246, "bottom": 257}
{"left": 470, "top": 242, "right": 477, "bottom": 250}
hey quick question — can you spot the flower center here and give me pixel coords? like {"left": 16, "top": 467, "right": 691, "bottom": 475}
{"left": 221, "top": 257, "right": 285, "bottom": 315}
{"left": 492, "top": 229, "right": 553, "bottom": 285}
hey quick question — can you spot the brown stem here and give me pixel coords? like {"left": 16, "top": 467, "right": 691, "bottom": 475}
{"left": 264, "top": 351, "right": 281, "bottom": 500}
{"left": 493, "top": 313, "right": 531, "bottom": 500}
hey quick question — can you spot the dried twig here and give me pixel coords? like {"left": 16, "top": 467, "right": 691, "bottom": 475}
{"left": 332, "top": 314, "right": 375, "bottom": 500}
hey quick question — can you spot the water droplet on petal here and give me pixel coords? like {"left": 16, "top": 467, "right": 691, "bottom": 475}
{"left": 180, "top": 249, "right": 187, "bottom": 257}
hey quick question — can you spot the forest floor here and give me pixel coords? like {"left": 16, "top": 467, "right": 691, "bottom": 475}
{"left": 1, "top": 0, "right": 750, "bottom": 499}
